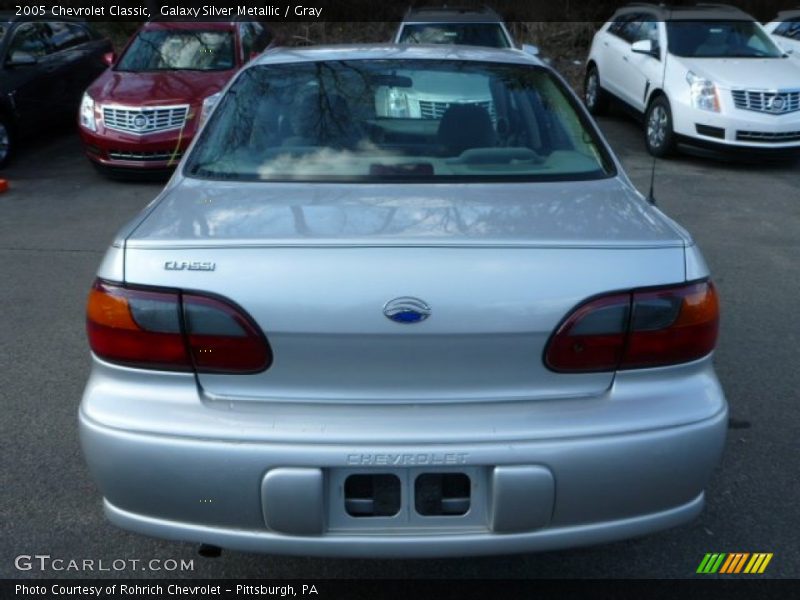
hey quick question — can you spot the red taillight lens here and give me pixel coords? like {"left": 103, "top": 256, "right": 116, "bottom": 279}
{"left": 545, "top": 281, "right": 719, "bottom": 372}
{"left": 183, "top": 294, "right": 270, "bottom": 373}
{"left": 544, "top": 293, "right": 631, "bottom": 372}
{"left": 86, "top": 280, "right": 271, "bottom": 373}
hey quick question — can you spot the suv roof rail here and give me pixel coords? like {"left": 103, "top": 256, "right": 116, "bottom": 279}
{"left": 692, "top": 3, "right": 743, "bottom": 10}
{"left": 403, "top": 4, "right": 503, "bottom": 20}
{"left": 624, "top": 1, "right": 743, "bottom": 9}
{"left": 409, "top": 4, "right": 497, "bottom": 12}
{"left": 619, "top": 1, "right": 753, "bottom": 19}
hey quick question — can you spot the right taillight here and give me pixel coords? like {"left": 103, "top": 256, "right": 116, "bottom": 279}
{"left": 545, "top": 280, "right": 719, "bottom": 372}
{"left": 87, "top": 279, "right": 271, "bottom": 374}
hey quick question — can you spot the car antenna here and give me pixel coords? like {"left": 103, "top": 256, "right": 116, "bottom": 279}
{"left": 647, "top": 6, "right": 673, "bottom": 207}
{"left": 647, "top": 154, "right": 657, "bottom": 205}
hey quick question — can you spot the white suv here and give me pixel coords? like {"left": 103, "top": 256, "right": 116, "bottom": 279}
{"left": 393, "top": 6, "right": 514, "bottom": 48}
{"left": 387, "top": 7, "right": 516, "bottom": 123}
{"left": 585, "top": 4, "right": 800, "bottom": 156}
{"left": 765, "top": 10, "right": 800, "bottom": 58}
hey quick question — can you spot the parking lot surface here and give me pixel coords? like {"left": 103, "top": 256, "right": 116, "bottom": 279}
{"left": 1, "top": 118, "right": 798, "bottom": 578}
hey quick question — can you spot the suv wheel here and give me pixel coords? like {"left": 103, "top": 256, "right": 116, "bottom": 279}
{"left": 584, "top": 66, "right": 608, "bottom": 115}
{"left": 645, "top": 96, "right": 676, "bottom": 157}
{"left": 0, "top": 115, "right": 12, "bottom": 168}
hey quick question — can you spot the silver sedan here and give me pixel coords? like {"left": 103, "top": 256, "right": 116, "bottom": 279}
{"left": 79, "top": 44, "right": 726, "bottom": 557}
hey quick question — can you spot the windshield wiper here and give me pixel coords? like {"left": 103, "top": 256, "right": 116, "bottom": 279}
{"left": 716, "top": 53, "right": 778, "bottom": 58}
{"left": 188, "top": 163, "right": 240, "bottom": 179}
{"left": 114, "top": 68, "right": 176, "bottom": 73}
{"left": 116, "top": 67, "right": 228, "bottom": 73}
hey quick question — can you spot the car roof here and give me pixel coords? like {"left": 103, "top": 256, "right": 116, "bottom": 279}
{"left": 401, "top": 5, "right": 505, "bottom": 24}
{"left": 142, "top": 20, "right": 238, "bottom": 31}
{"left": 614, "top": 3, "right": 756, "bottom": 21}
{"left": 253, "top": 44, "right": 543, "bottom": 67}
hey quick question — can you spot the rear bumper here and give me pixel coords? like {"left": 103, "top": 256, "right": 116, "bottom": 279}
{"left": 103, "top": 492, "right": 707, "bottom": 559}
{"left": 79, "top": 358, "right": 728, "bottom": 557}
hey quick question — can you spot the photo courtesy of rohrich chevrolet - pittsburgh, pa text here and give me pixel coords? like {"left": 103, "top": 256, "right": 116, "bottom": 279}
{"left": 1, "top": 0, "right": 798, "bottom": 598}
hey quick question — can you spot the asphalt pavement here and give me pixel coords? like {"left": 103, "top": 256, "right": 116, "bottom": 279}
{"left": 1, "top": 118, "right": 798, "bottom": 579}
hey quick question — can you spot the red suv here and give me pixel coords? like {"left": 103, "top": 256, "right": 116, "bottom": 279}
{"left": 79, "top": 20, "right": 274, "bottom": 176}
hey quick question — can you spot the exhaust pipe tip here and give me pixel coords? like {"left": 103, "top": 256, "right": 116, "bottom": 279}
{"left": 198, "top": 544, "right": 222, "bottom": 558}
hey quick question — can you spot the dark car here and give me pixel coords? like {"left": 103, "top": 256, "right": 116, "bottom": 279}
{"left": 79, "top": 20, "right": 275, "bottom": 176}
{"left": 0, "top": 13, "right": 111, "bottom": 166}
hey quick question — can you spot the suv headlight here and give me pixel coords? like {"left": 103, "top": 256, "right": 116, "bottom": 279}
{"left": 79, "top": 93, "right": 97, "bottom": 131}
{"left": 386, "top": 88, "right": 411, "bottom": 118}
{"left": 686, "top": 72, "right": 720, "bottom": 112}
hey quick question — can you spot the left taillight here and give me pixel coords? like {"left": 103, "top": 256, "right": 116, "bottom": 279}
{"left": 86, "top": 279, "right": 271, "bottom": 374}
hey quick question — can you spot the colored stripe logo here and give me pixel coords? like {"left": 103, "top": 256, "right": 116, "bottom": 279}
{"left": 697, "top": 553, "right": 773, "bottom": 574}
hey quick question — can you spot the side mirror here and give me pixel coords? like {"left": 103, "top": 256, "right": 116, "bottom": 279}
{"left": 522, "top": 44, "right": 539, "bottom": 56}
{"left": 103, "top": 52, "right": 116, "bottom": 67}
{"left": 7, "top": 51, "right": 37, "bottom": 67}
{"left": 200, "top": 92, "right": 222, "bottom": 125}
{"left": 631, "top": 39, "right": 657, "bottom": 56}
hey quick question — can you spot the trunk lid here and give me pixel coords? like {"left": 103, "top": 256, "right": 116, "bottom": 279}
{"left": 124, "top": 177, "right": 688, "bottom": 403}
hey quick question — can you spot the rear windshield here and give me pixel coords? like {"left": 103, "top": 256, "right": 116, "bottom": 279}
{"left": 186, "top": 59, "right": 614, "bottom": 183}
{"left": 116, "top": 29, "right": 235, "bottom": 72}
{"left": 398, "top": 23, "right": 511, "bottom": 48}
{"left": 667, "top": 21, "right": 784, "bottom": 58}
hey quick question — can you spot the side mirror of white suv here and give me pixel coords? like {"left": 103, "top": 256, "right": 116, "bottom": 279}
{"left": 631, "top": 39, "right": 656, "bottom": 56}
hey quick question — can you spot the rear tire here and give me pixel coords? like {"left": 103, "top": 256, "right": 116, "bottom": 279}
{"left": 645, "top": 96, "right": 676, "bottom": 157}
{"left": 584, "top": 66, "right": 609, "bottom": 116}
{"left": 0, "top": 114, "right": 13, "bottom": 168}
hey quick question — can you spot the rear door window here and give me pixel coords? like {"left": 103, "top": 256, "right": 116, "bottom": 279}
{"left": 8, "top": 22, "right": 51, "bottom": 58}
{"left": 49, "top": 22, "right": 91, "bottom": 51}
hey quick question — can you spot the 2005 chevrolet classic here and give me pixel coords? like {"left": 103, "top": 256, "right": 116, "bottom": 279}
{"left": 79, "top": 44, "right": 726, "bottom": 557}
